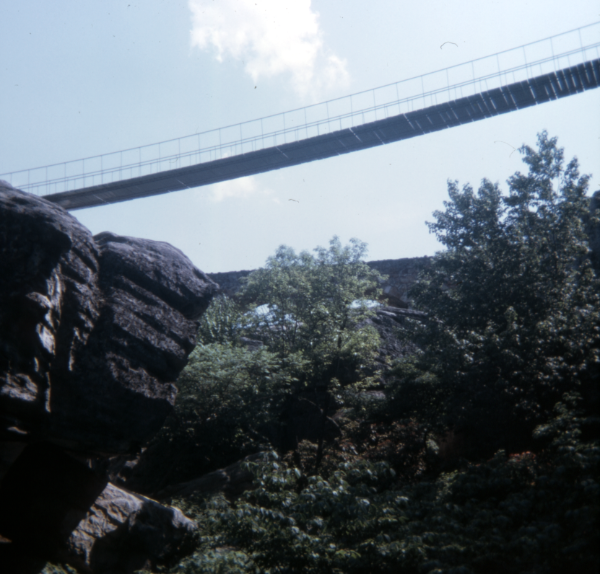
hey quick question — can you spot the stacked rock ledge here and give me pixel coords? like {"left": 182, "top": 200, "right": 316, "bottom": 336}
{"left": 0, "top": 182, "right": 218, "bottom": 572}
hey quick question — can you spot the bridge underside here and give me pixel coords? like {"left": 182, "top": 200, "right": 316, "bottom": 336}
{"left": 47, "top": 59, "right": 600, "bottom": 211}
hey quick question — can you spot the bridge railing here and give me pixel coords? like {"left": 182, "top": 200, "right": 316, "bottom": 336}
{"left": 2, "top": 22, "right": 599, "bottom": 197}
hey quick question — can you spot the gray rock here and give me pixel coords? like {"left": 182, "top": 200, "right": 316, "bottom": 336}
{"left": 360, "top": 306, "right": 425, "bottom": 380}
{"left": 66, "top": 482, "right": 197, "bottom": 573}
{"left": 0, "top": 183, "right": 217, "bottom": 570}
{"left": 1, "top": 182, "right": 102, "bottom": 454}
{"left": 0, "top": 184, "right": 218, "bottom": 456}
{"left": 0, "top": 441, "right": 107, "bottom": 568}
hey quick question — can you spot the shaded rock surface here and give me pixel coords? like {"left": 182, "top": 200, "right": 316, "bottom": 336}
{"left": 0, "top": 442, "right": 195, "bottom": 574}
{"left": 1, "top": 183, "right": 101, "bottom": 454}
{"left": 66, "top": 482, "right": 196, "bottom": 574}
{"left": 0, "top": 182, "right": 218, "bottom": 456}
{"left": 364, "top": 306, "right": 426, "bottom": 379}
{"left": 0, "top": 442, "right": 107, "bottom": 565}
{"left": 0, "top": 184, "right": 217, "bottom": 571}
{"left": 360, "top": 306, "right": 427, "bottom": 385}
{"left": 95, "top": 395, "right": 342, "bottom": 497}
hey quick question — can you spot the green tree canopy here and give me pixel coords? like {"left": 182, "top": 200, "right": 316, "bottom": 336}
{"left": 240, "top": 236, "right": 384, "bottom": 389}
{"left": 106, "top": 134, "right": 600, "bottom": 574}
{"left": 391, "top": 131, "right": 600, "bottom": 455}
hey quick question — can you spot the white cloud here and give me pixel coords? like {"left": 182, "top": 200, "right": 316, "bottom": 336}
{"left": 188, "top": 0, "right": 349, "bottom": 98}
{"left": 209, "top": 175, "right": 270, "bottom": 202}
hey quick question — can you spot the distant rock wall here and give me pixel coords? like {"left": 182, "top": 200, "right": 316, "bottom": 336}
{"left": 208, "top": 256, "right": 431, "bottom": 308}
{"left": 366, "top": 257, "right": 431, "bottom": 307}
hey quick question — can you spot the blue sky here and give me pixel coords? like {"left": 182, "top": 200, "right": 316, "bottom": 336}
{"left": 1, "top": 1, "right": 599, "bottom": 272}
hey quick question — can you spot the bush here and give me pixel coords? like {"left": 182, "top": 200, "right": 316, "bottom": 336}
{"left": 170, "top": 407, "right": 600, "bottom": 574}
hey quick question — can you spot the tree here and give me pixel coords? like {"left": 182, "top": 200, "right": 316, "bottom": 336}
{"left": 172, "top": 342, "right": 300, "bottom": 471}
{"left": 239, "top": 236, "right": 384, "bottom": 468}
{"left": 151, "top": 135, "right": 600, "bottom": 574}
{"left": 154, "top": 238, "right": 383, "bottom": 481}
{"left": 240, "top": 236, "right": 383, "bottom": 385}
{"left": 390, "top": 131, "right": 600, "bottom": 456}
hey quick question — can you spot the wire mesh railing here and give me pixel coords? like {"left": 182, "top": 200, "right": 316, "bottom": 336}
{"left": 2, "top": 21, "right": 599, "bottom": 197}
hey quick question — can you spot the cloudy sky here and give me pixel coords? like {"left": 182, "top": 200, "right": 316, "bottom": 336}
{"left": 1, "top": 1, "right": 599, "bottom": 272}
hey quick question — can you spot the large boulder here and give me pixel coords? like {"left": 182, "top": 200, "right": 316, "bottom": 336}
{"left": 66, "top": 482, "right": 197, "bottom": 573}
{"left": 0, "top": 441, "right": 196, "bottom": 573}
{"left": 0, "top": 182, "right": 218, "bottom": 456}
{"left": 0, "top": 182, "right": 101, "bottom": 457}
{"left": 0, "top": 183, "right": 218, "bottom": 570}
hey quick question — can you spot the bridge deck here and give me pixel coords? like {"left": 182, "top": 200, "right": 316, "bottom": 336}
{"left": 45, "top": 59, "right": 600, "bottom": 211}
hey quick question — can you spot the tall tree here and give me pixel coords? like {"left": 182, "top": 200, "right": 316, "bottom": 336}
{"left": 240, "top": 237, "right": 384, "bottom": 468}
{"left": 391, "top": 131, "right": 600, "bottom": 455}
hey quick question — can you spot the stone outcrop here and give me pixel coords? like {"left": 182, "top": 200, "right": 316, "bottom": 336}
{"left": 0, "top": 182, "right": 218, "bottom": 457}
{"left": 0, "top": 182, "right": 218, "bottom": 572}
{"left": 0, "top": 441, "right": 196, "bottom": 573}
{"left": 364, "top": 306, "right": 426, "bottom": 376}
{"left": 0, "top": 441, "right": 107, "bottom": 568}
{"left": 66, "top": 482, "right": 196, "bottom": 573}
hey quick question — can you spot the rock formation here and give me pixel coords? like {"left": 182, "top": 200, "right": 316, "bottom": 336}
{"left": 0, "top": 182, "right": 218, "bottom": 572}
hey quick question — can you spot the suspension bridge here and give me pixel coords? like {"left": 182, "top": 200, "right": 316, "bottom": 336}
{"left": 2, "top": 22, "right": 599, "bottom": 211}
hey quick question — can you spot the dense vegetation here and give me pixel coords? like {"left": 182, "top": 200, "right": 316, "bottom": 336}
{"left": 160, "top": 133, "right": 599, "bottom": 573}
{"left": 47, "top": 133, "right": 600, "bottom": 573}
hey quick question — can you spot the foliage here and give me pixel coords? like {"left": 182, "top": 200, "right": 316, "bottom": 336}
{"left": 389, "top": 131, "right": 600, "bottom": 455}
{"left": 196, "top": 294, "right": 248, "bottom": 345}
{"left": 130, "top": 237, "right": 385, "bottom": 491}
{"left": 159, "top": 237, "right": 385, "bottom": 479}
{"left": 141, "top": 342, "right": 304, "bottom": 486}
{"left": 169, "top": 406, "right": 600, "bottom": 574}
{"left": 175, "top": 343, "right": 302, "bottom": 461}
{"left": 240, "top": 236, "right": 384, "bottom": 388}
{"left": 42, "top": 564, "right": 78, "bottom": 574}
{"left": 133, "top": 133, "right": 600, "bottom": 572}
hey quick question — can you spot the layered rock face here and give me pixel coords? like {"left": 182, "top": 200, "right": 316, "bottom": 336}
{"left": 0, "top": 182, "right": 218, "bottom": 456}
{"left": 0, "top": 182, "right": 218, "bottom": 571}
